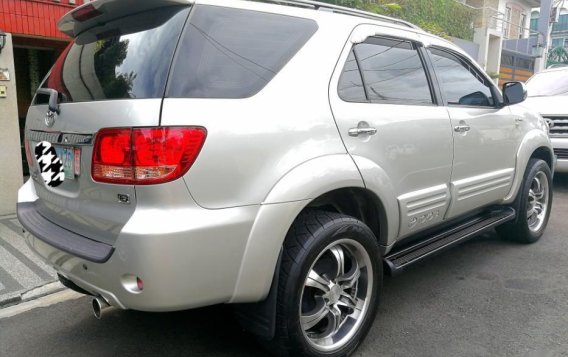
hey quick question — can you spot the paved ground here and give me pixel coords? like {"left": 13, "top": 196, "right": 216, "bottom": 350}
{"left": 1, "top": 174, "right": 567, "bottom": 356}
{"left": 0, "top": 214, "right": 56, "bottom": 306}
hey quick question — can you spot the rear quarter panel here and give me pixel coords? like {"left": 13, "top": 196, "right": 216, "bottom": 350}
{"left": 160, "top": 7, "right": 353, "bottom": 209}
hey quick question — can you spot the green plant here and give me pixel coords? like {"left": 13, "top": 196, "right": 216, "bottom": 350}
{"left": 547, "top": 46, "right": 568, "bottom": 68}
{"left": 487, "top": 71, "right": 500, "bottom": 79}
{"left": 393, "top": 0, "right": 475, "bottom": 40}
{"left": 417, "top": 22, "right": 450, "bottom": 39}
{"left": 319, "top": 0, "right": 476, "bottom": 41}
{"left": 318, "top": 0, "right": 401, "bottom": 14}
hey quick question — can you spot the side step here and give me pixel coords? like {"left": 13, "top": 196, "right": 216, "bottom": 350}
{"left": 384, "top": 207, "right": 516, "bottom": 276}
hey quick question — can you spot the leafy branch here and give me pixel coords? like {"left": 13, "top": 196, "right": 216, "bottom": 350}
{"left": 319, "top": 0, "right": 476, "bottom": 41}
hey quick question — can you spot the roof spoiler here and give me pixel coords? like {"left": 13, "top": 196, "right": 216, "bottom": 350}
{"left": 58, "top": 0, "right": 193, "bottom": 37}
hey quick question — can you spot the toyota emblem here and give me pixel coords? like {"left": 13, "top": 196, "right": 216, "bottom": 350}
{"left": 545, "top": 119, "right": 554, "bottom": 129}
{"left": 45, "top": 110, "right": 56, "bottom": 128}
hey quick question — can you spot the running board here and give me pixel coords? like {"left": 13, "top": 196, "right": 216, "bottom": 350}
{"left": 384, "top": 208, "right": 516, "bottom": 276}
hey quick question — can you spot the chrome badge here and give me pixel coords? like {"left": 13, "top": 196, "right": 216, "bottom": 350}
{"left": 545, "top": 118, "right": 554, "bottom": 130}
{"left": 45, "top": 110, "right": 57, "bottom": 128}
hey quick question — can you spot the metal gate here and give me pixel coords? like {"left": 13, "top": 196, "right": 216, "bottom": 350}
{"left": 499, "top": 51, "right": 535, "bottom": 83}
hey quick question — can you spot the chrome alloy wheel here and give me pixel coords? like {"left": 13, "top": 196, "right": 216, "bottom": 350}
{"left": 299, "top": 239, "right": 373, "bottom": 352}
{"left": 527, "top": 171, "right": 549, "bottom": 233}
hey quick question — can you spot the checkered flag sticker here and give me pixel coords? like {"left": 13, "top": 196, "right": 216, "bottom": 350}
{"left": 35, "top": 141, "right": 65, "bottom": 188}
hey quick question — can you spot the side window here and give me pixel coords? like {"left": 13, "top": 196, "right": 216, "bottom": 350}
{"left": 338, "top": 50, "right": 366, "bottom": 102}
{"left": 428, "top": 48, "right": 495, "bottom": 107}
{"left": 338, "top": 37, "right": 433, "bottom": 105}
{"left": 168, "top": 5, "right": 318, "bottom": 99}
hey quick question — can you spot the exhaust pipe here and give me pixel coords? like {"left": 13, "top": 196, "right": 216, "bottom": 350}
{"left": 92, "top": 297, "right": 111, "bottom": 320}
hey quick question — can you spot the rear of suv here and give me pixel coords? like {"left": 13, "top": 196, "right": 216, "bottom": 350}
{"left": 18, "top": 1, "right": 554, "bottom": 356}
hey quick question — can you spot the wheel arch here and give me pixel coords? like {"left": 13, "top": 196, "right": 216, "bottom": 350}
{"left": 305, "top": 187, "right": 388, "bottom": 246}
{"left": 232, "top": 186, "right": 389, "bottom": 340}
{"left": 232, "top": 154, "right": 395, "bottom": 303}
{"left": 530, "top": 146, "right": 554, "bottom": 171}
{"left": 505, "top": 130, "right": 554, "bottom": 204}
{"left": 230, "top": 154, "right": 396, "bottom": 339}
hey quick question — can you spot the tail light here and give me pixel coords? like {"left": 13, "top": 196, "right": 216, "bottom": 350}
{"left": 71, "top": 4, "right": 102, "bottom": 22}
{"left": 92, "top": 127, "right": 206, "bottom": 185}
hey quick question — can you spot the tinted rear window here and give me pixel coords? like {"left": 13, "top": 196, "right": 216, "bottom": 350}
{"left": 167, "top": 5, "right": 318, "bottom": 99}
{"left": 354, "top": 38, "right": 433, "bottom": 105}
{"left": 338, "top": 49, "right": 366, "bottom": 102}
{"left": 36, "top": 6, "right": 189, "bottom": 104}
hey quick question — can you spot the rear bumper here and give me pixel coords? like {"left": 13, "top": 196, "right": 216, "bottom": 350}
{"left": 17, "top": 179, "right": 262, "bottom": 312}
{"left": 18, "top": 202, "right": 114, "bottom": 263}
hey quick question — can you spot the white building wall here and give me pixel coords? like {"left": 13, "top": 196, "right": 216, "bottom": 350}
{"left": 0, "top": 34, "right": 24, "bottom": 215}
{"left": 501, "top": 0, "right": 535, "bottom": 39}
{"left": 464, "top": 0, "right": 540, "bottom": 77}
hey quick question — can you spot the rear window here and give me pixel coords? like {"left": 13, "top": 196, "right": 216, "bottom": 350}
{"left": 167, "top": 5, "right": 318, "bottom": 99}
{"left": 35, "top": 6, "right": 190, "bottom": 104}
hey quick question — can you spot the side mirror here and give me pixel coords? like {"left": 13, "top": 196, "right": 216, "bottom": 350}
{"left": 458, "top": 91, "right": 491, "bottom": 106}
{"left": 502, "top": 81, "right": 527, "bottom": 106}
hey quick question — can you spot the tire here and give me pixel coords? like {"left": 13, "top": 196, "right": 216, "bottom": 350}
{"left": 271, "top": 210, "right": 382, "bottom": 357}
{"left": 497, "top": 159, "right": 553, "bottom": 244}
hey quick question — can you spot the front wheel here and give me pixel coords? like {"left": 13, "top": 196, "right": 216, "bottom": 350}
{"left": 498, "top": 159, "right": 553, "bottom": 244}
{"left": 272, "top": 210, "right": 381, "bottom": 357}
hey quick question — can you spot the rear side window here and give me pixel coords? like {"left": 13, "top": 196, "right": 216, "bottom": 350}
{"left": 338, "top": 50, "right": 366, "bottom": 102}
{"left": 338, "top": 37, "right": 433, "bottom": 105}
{"left": 167, "top": 5, "right": 318, "bottom": 99}
{"left": 35, "top": 6, "right": 190, "bottom": 104}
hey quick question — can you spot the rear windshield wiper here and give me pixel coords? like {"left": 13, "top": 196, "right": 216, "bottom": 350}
{"left": 36, "top": 88, "right": 61, "bottom": 114}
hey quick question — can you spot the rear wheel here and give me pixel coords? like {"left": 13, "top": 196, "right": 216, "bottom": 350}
{"left": 498, "top": 159, "right": 553, "bottom": 244}
{"left": 272, "top": 210, "right": 381, "bottom": 357}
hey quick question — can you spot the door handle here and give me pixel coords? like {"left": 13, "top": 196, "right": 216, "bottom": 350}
{"left": 454, "top": 125, "right": 471, "bottom": 133}
{"left": 515, "top": 117, "right": 524, "bottom": 125}
{"left": 348, "top": 127, "right": 378, "bottom": 137}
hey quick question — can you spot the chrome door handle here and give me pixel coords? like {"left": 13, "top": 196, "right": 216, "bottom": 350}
{"left": 515, "top": 117, "right": 524, "bottom": 124}
{"left": 348, "top": 127, "right": 378, "bottom": 137}
{"left": 454, "top": 125, "right": 471, "bottom": 133}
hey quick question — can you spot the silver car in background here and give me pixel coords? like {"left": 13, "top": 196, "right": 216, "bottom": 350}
{"left": 524, "top": 67, "right": 568, "bottom": 172}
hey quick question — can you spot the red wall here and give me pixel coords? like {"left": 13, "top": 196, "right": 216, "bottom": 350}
{"left": 0, "top": 0, "right": 85, "bottom": 40}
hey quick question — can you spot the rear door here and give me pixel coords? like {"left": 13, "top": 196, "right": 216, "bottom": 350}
{"left": 425, "top": 46, "right": 519, "bottom": 219}
{"left": 329, "top": 25, "right": 454, "bottom": 239}
{"left": 25, "top": 5, "right": 190, "bottom": 244}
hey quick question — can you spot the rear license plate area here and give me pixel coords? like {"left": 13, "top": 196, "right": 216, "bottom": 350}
{"left": 54, "top": 146, "right": 81, "bottom": 180}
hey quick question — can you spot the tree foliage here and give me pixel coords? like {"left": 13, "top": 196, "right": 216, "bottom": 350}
{"left": 318, "top": 0, "right": 476, "bottom": 41}
{"left": 547, "top": 46, "right": 568, "bottom": 68}
{"left": 394, "top": 0, "right": 475, "bottom": 40}
{"left": 94, "top": 39, "right": 137, "bottom": 99}
{"left": 318, "top": 0, "right": 400, "bottom": 14}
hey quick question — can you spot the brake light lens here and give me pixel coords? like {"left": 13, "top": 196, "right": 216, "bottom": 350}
{"left": 71, "top": 4, "right": 102, "bottom": 22}
{"left": 92, "top": 127, "right": 206, "bottom": 185}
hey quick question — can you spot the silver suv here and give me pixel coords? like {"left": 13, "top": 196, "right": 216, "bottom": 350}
{"left": 524, "top": 67, "right": 568, "bottom": 172}
{"left": 18, "top": 0, "right": 554, "bottom": 356}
